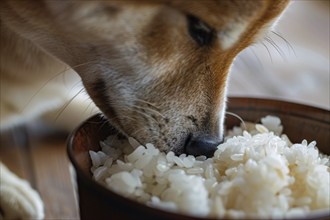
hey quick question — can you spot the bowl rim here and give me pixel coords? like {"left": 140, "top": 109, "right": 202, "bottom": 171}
{"left": 67, "top": 97, "right": 330, "bottom": 220}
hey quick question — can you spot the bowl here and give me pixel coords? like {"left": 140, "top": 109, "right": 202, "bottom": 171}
{"left": 67, "top": 97, "right": 330, "bottom": 220}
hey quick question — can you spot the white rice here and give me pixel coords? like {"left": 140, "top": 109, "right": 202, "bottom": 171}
{"left": 89, "top": 115, "right": 330, "bottom": 219}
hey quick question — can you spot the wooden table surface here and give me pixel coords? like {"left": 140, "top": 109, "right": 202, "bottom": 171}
{"left": 0, "top": 125, "right": 80, "bottom": 219}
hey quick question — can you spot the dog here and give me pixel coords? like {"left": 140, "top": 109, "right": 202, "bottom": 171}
{"left": 0, "top": 0, "right": 289, "bottom": 219}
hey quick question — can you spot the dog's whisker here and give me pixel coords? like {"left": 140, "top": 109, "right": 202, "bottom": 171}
{"left": 68, "top": 80, "right": 84, "bottom": 93}
{"left": 93, "top": 114, "right": 118, "bottom": 133}
{"left": 249, "top": 47, "right": 266, "bottom": 72}
{"left": 133, "top": 109, "right": 161, "bottom": 124}
{"left": 102, "top": 106, "right": 161, "bottom": 139}
{"left": 53, "top": 88, "right": 85, "bottom": 123}
{"left": 235, "top": 47, "right": 264, "bottom": 75}
{"left": 129, "top": 127, "right": 147, "bottom": 138}
{"left": 80, "top": 99, "right": 98, "bottom": 118}
{"left": 111, "top": 100, "right": 162, "bottom": 124}
{"left": 130, "top": 126, "right": 159, "bottom": 141}
{"left": 271, "top": 30, "right": 296, "bottom": 57}
{"left": 20, "top": 68, "right": 71, "bottom": 113}
{"left": 97, "top": 116, "right": 113, "bottom": 132}
{"left": 88, "top": 103, "right": 99, "bottom": 117}
{"left": 265, "top": 36, "right": 286, "bottom": 60}
{"left": 20, "top": 60, "right": 100, "bottom": 114}
{"left": 69, "top": 60, "right": 101, "bottom": 70}
{"left": 133, "top": 105, "right": 165, "bottom": 119}
{"left": 135, "top": 99, "right": 161, "bottom": 110}
{"left": 225, "top": 111, "right": 246, "bottom": 130}
{"left": 105, "top": 113, "right": 140, "bottom": 128}
{"left": 129, "top": 106, "right": 160, "bottom": 126}
{"left": 261, "top": 42, "right": 273, "bottom": 63}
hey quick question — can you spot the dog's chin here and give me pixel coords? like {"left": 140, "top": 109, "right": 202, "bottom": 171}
{"left": 101, "top": 116, "right": 186, "bottom": 155}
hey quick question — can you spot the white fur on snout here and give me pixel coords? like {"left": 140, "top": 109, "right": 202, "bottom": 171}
{"left": 217, "top": 86, "right": 229, "bottom": 141}
{"left": 218, "top": 20, "right": 249, "bottom": 50}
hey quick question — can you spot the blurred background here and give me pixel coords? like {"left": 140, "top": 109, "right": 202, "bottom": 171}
{"left": 229, "top": 0, "right": 329, "bottom": 110}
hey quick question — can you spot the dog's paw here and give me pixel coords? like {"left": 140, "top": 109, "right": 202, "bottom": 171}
{"left": 0, "top": 163, "right": 44, "bottom": 220}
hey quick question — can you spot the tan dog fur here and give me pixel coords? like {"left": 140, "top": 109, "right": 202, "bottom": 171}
{"left": 0, "top": 1, "right": 288, "bottom": 219}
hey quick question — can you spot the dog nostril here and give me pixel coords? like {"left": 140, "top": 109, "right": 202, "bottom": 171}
{"left": 184, "top": 134, "right": 222, "bottom": 158}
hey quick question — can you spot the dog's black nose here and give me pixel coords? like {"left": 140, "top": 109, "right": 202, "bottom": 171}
{"left": 184, "top": 134, "right": 222, "bottom": 158}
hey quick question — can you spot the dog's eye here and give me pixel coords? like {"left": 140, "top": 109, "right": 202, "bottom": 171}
{"left": 187, "top": 15, "right": 214, "bottom": 46}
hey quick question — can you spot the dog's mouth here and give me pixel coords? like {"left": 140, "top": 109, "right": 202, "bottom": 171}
{"left": 100, "top": 114, "right": 221, "bottom": 158}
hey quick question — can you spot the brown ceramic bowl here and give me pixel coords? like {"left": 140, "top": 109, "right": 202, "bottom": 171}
{"left": 68, "top": 97, "right": 330, "bottom": 220}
